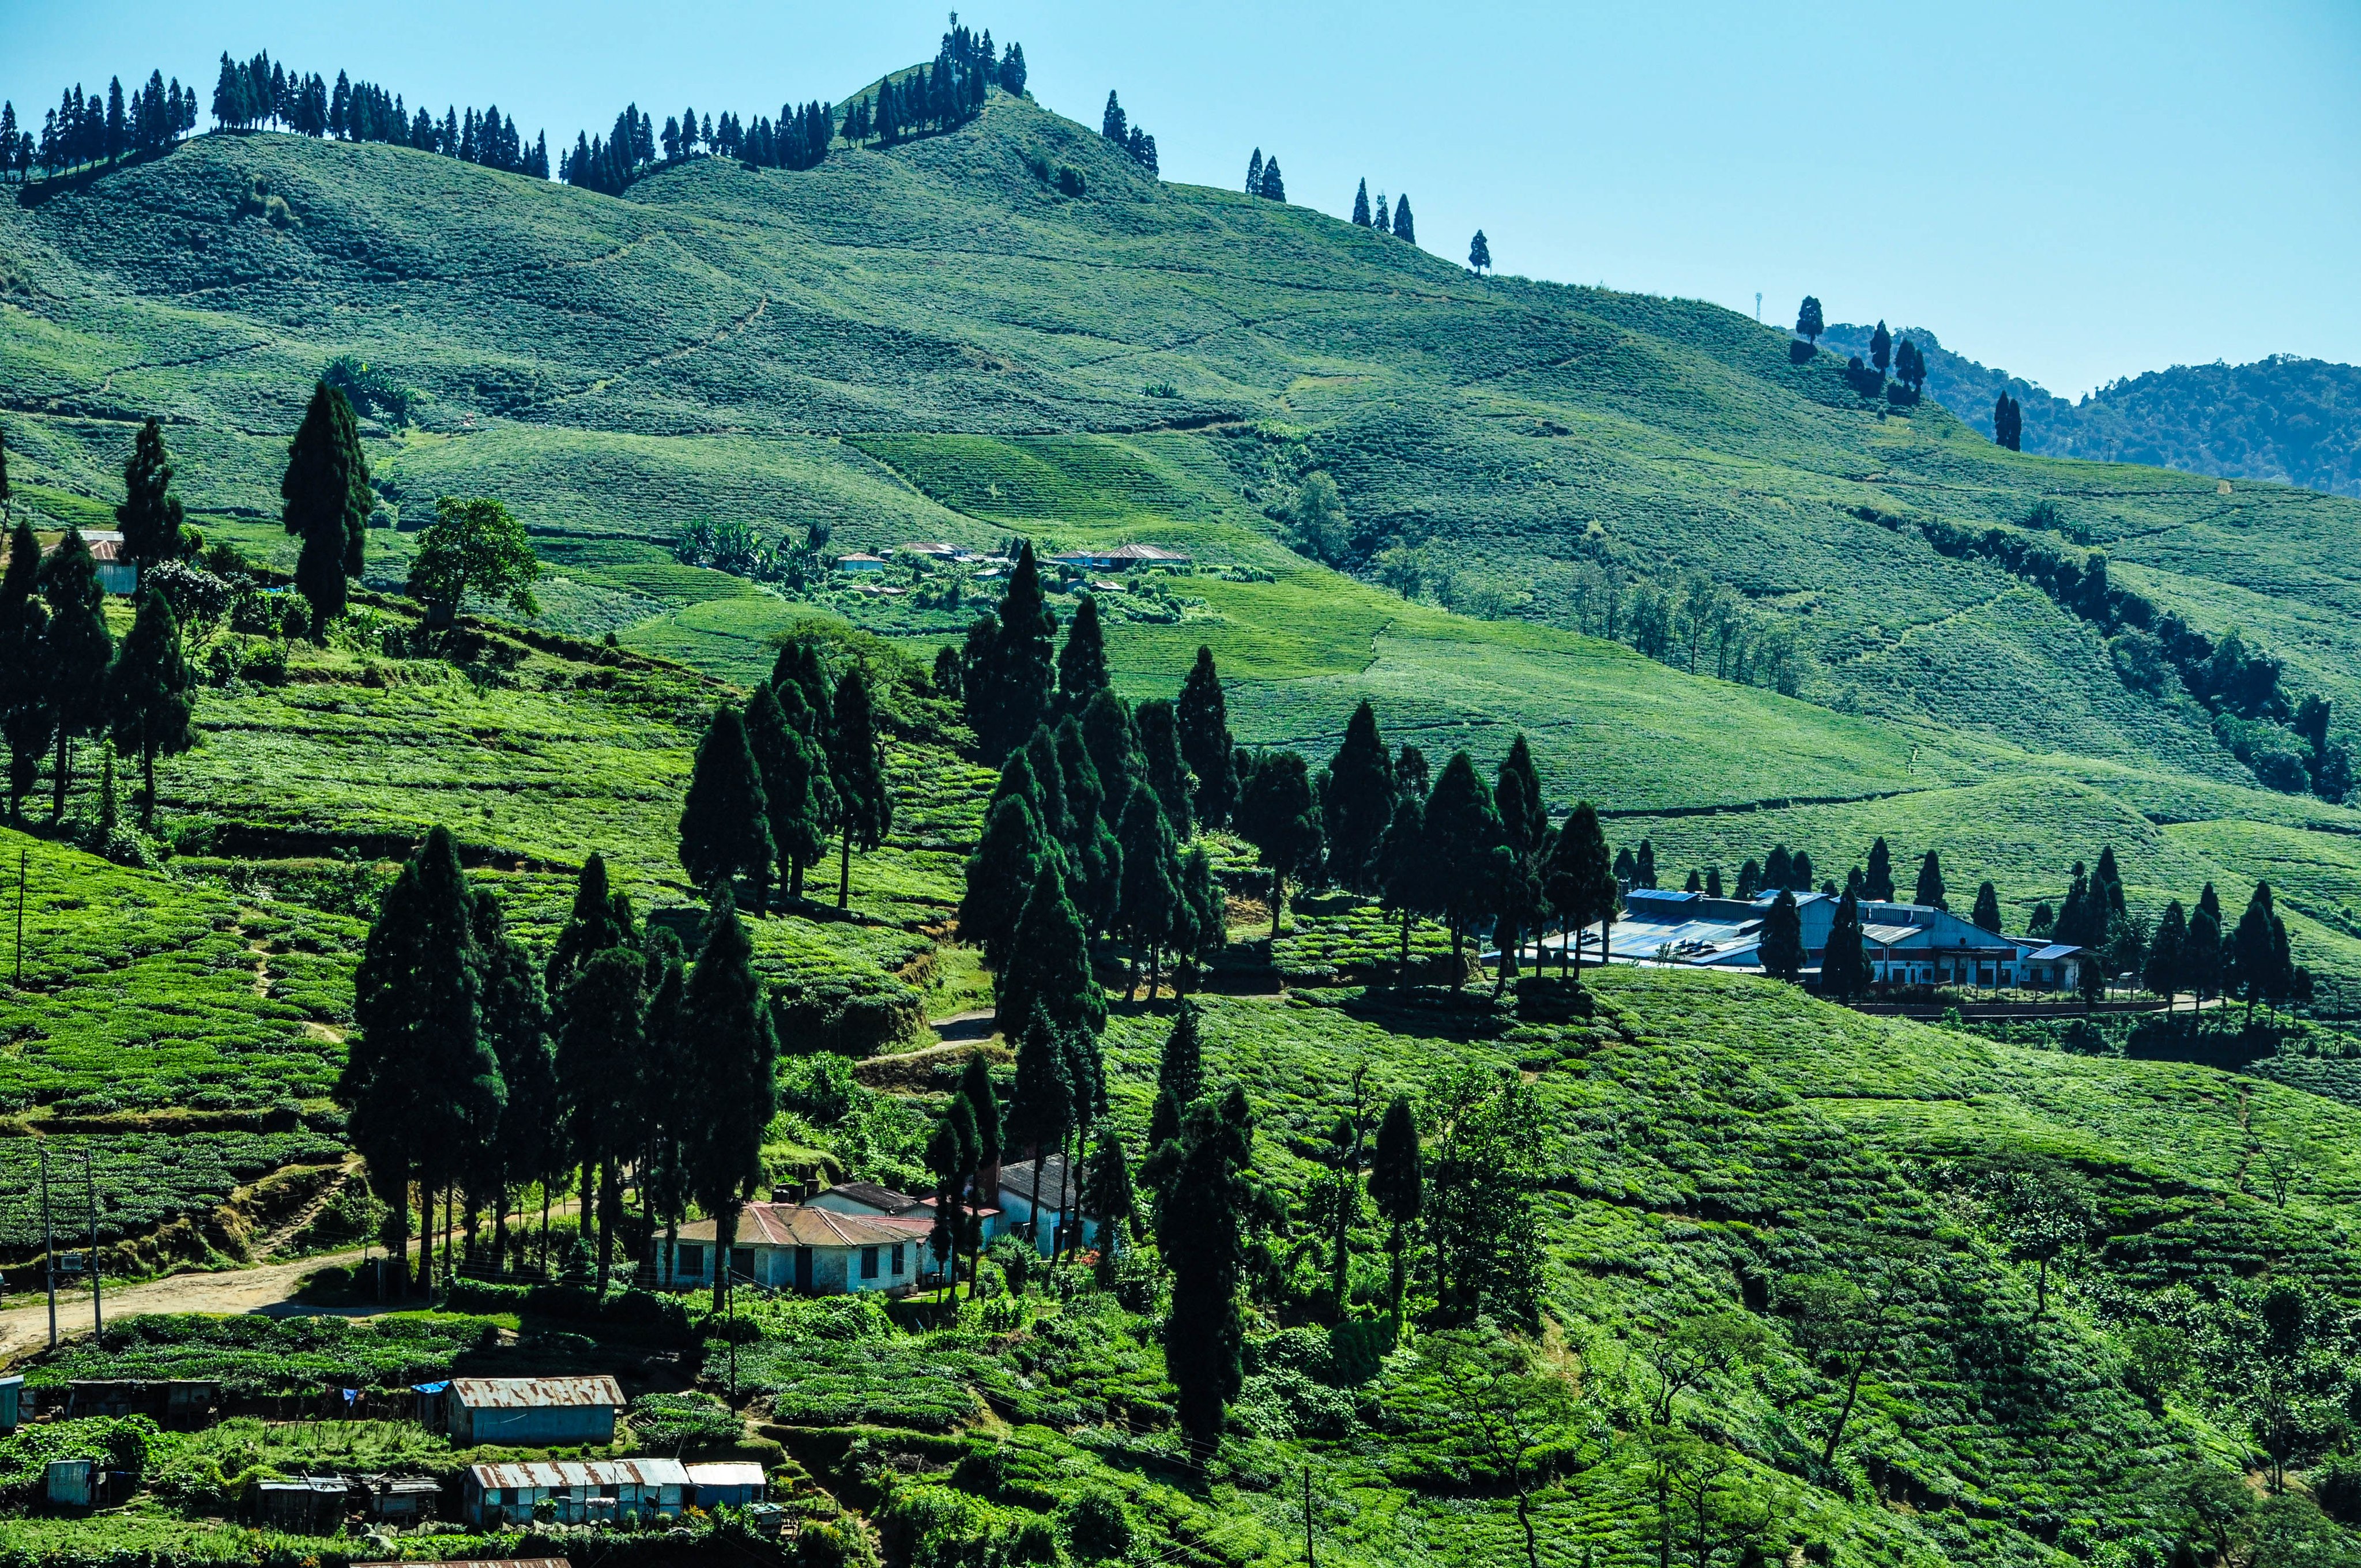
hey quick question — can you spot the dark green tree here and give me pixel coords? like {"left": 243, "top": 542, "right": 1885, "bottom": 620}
{"left": 1053, "top": 717, "right": 1121, "bottom": 935}
{"left": 1146, "top": 1085, "right": 1256, "bottom": 1459}
{"left": 2146, "top": 899, "right": 2187, "bottom": 1006}
{"left": 0, "top": 522, "right": 53, "bottom": 820}
{"left": 1006, "top": 1002, "right": 1075, "bottom": 1246}
{"left": 998, "top": 861, "right": 1106, "bottom": 1036}
{"left": 960, "top": 793, "right": 1048, "bottom": 973}
{"left": 679, "top": 704, "right": 773, "bottom": 902}
{"left": 2093, "top": 845, "right": 2128, "bottom": 920}
{"left": 39, "top": 529, "right": 111, "bottom": 820}
{"left": 1422, "top": 752, "right": 1504, "bottom": 986}
{"left": 1083, "top": 1131, "right": 1140, "bottom": 1277}
{"left": 558, "top": 945, "right": 643, "bottom": 1291}
{"left": 1822, "top": 889, "right": 1870, "bottom": 1000}
{"left": 115, "top": 419, "right": 189, "bottom": 571}
{"left": 2231, "top": 883, "right": 2281, "bottom": 1022}
{"left": 1391, "top": 192, "right": 1415, "bottom": 242}
{"left": 1864, "top": 838, "right": 1895, "bottom": 901}
{"left": 744, "top": 683, "right": 830, "bottom": 903}
{"left": 474, "top": 894, "right": 556, "bottom": 1272}
{"left": 1176, "top": 646, "right": 1234, "bottom": 827}
{"left": 1971, "top": 881, "right": 2003, "bottom": 934}
{"left": 1080, "top": 688, "right": 1142, "bottom": 828}
{"left": 1369, "top": 1092, "right": 1422, "bottom": 1329}
{"left": 1913, "top": 850, "right": 1946, "bottom": 910}
{"left": 926, "top": 1093, "right": 979, "bottom": 1298}
{"left": 2184, "top": 901, "right": 2224, "bottom": 1007}
{"left": 1135, "top": 696, "right": 1193, "bottom": 837}
{"left": 1236, "top": 749, "right": 1323, "bottom": 940}
{"left": 1058, "top": 593, "right": 1110, "bottom": 717}
{"left": 770, "top": 639, "right": 835, "bottom": 745}
{"left": 280, "top": 380, "right": 371, "bottom": 636}
{"left": 1636, "top": 840, "right": 1658, "bottom": 889}
{"left": 1351, "top": 178, "right": 1371, "bottom": 225}
{"left": 1376, "top": 795, "right": 1439, "bottom": 978}
{"left": 1117, "top": 786, "right": 1180, "bottom": 999}
{"left": 105, "top": 587, "right": 196, "bottom": 830}
{"left": 1761, "top": 889, "right": 1805, "bottom": 981}
{"left": 1172, "top": 846, "right": 1225, "bottom": 993}
{"left": 1795, "top": 296, "right": 1824, "bottom": 346}
{"left": 1869, "top": 321, "right": 1892, "bottom": 376}
{"left": 1544, "top": 802, "right": 1617, "bottom": 977}
{"left": 546, "top": 851, "right": 634, "bottom": 1005}
{"left": 965, "top": 542, "right": 1057, "bottom": 762}
{"left": 827, "top": 667, "right": 893, "bottom": 910}
{"left": 1491, "top": 734, "right": 1548, "bottom": 983}
{"left": 1467, "top": 230, "right": 1492, "bottom": 276}
{"left": 1425, "top": 1067, "right": 1546, "bottom": 1330}
{"left": 680, "top": 900, "right": 780, "bottom": 1310}
{"left": 1323, "top": 700, "right": 1395, "bottom": 893}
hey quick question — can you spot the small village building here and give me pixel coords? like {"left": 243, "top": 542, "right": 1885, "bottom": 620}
{"left": 834, "top": 553, "right": 889, "bottom": 573}
{"left": 1609, "top": 889, "right": 2084, "bottom": 988}
{"left": 462, "top": 1460, "right": 691, "bottom": 1528}
{"left": 997, "top": 1155, "right": 1102, "bottom": 1257}
{"left": 804, "top": 1181, "right": 933, "bottom": 1222}
{"left": 366, "top": 1476, "right": 442, "bottom": 1523}
{"left": 24, "top": 530, "right": 139, "bottom": 596}
{"left": 44, "top": 1460, "right": 96, "bottom": 1509}
{"left": 254, "top": 1476, "right": 351, "bottom": 1533}
{"left": 0, "top": 1375, "right": 24, "bottom": 1431}
{"left": 901, "top": 542, "right": 973, "bottom": 561}
{"left": 669, "top": 1201, "right": 932, "bottom": 1295}
{"left": 1049, "top": 544, "right": 1193, "bottom": 573}
{"left": 446, "top": 1377, "right": 625, "bottom": 1447}
{"left": 686, "top": 1462, "right": 769, "bottom": 1509}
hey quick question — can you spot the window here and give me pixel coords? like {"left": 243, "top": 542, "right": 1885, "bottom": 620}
{"left": 729, "top": 1247, "right": 754, "bottom": 1279}
{"left": 861, "top": 1245, "right": 880, "bottom": 1280}
{"left": 676, "top": 1245, "right": 703, "bottom": 1277}
{"left": 891, "top": 1243, "right": 906, "bottom": 1276}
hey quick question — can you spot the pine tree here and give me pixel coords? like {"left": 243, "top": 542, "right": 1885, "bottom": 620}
{"left": 1864, "top": 838, "right": 1895, "bottom": 902}
{"left": 827, "top": 668, "right": 891, "bottom": 910}
{"left": 1869, "top": 321, "right": 1892, "bottom": 376}
{"left": 1172, "top": 846, "right": 1225, "bottom": 993}
{"left": 1970, "top": 881, "right": 2002, "bottom": 934}
{"left": 1117, "top": 786, "right": 1181, "bottom": 998}
{"left": 2231, "top": 883, "right": 2279, "bottom": 1021}
{"left": 1007, "top": 1002, "right": 1075, "bottom": 1246}
{"left": 547, "top": 851, "right": 634, "bottom": 1007}
{"left": 39, "top": 530, "right": 111, "bottom": 820}
{"left": 1055, "top": 717, "right": 1123, "bottom": 935}
{"left": 1135, "top": 698, "right": 1193, "bottom": 838}
{"left": 967, "top": 543, "right": 1057, "bottom": 762}
{"left": 2145, "top": 899, "right": 2187, "bottom": 1006}
{"left": 2093, "top": 846, "right": 2127, "bottom": 919}
{"left": 104, "top": 587, "right": 195, "bottom": 829}
{"left": 1375, "top": 796, "right": 1437, "bottom": 978}
{"left": 558, "top": 944, "right": 643, "bottom": 1291}
{"left": 1369, "top": 1093, "right": 1421, "bottom": 1329}
{"left": 1176, "top": 646, "right": 1235, "bottom": 828}
{"left": 1323, "top": 700, "right": 1395, "bottom": 894}
{"left": 1149, "top": 1087, "right": 1256, "bottom": 1460}
{"left": 1735, "top": 859, "right": 1761, "bottom": 899}
{"left": 960, "top": 793, "right": 1046, "bottom": 973}
{"left": 1245, "top": 148, "right": 1262, "bottom": 194}
{"left": 1823, "top": 890, "right": 1870, "bottom": 999}
{"left": 1080, "top": 688, "right": 1141, "bottom": 827}
{"left": 1059, "top": 594, "right": 1111, "bottom": 716}
{"left": 1467, "top": 230, "right": 1492, "bottom": 276}
{"left": 1351, "top": 178, "right": 1371, "bottom": 226}
{"left": 1795, "top": 296, "right": 1824, "bottom": 346}
{"left": 1761, "top": 889, "right": 1805, "bottom": 981}
{"left": 679, "top": 705, "right": 774, "bottom": 902}
{"left": 1083, "top": 1132, "right": 1140, "bottom": 1274}
{"left": 1490, "top": 734, "right": 1547, "bottom": 981}
{"left": 280, "top": 381, "right": 371, "bottom": 636}
{"left": 770, "top": 639, "right": 835, "bottom": 744}
{"left": 475, "top": 893, "right": 556, "bottom": 1272}
{"left": 115, "top": 419, "right": 187, "bottom": 571}
{"left": 1259, "top": 157, "right": 1285, "bottom": 202}
{"left": 1236, "top": 749, "right": 1323, "bottom": 941}
{"left": 744, "top": 684, "right": 826, "bottom": 908}
{"left": 1392, "top": 193, "right": 1415, "bottom": 243}
{"left": 1422, "top": 752, "right": 1503, "bottom": 986}
{"left": 681, "top": 901, "right": 780, "bottom": 1310}
{"left": 1913, "top": 850, "right": 1946, "bottom": 910}
{"left": 0, "top": 522, "right": 52, "bottom": 820}
{"left": 1544, "top": 802, "right": 1617, "bottom": 977}
{"left": 2184, "top": 902, "right": 2224, "bottom": 1005}
{"left": 1101, "top": 91, "right": 1126, "bottom": 143}
{"left": 1636, "top": 839, "right": 1658, "bottom": 890}
{"left": 998, "top": 861, "right": 1105, "bottom": 1036}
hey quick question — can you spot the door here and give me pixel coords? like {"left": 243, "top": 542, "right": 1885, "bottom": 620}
{"left": 794, "top": 1246, "right": 813, "bottom": 1292}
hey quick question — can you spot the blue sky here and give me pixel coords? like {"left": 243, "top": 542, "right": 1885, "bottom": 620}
{"left": 9, "top": 0, "right": 2356, "bottom": 398}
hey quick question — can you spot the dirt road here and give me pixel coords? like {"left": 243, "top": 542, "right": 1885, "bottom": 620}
{"left": 0, "top": 1248, "right": 370, "bottom": 1362}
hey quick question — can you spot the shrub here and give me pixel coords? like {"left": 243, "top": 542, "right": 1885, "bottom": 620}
{"left": 1061, "top": 1491, "right": 1132, "bottom": 1563}
{"left": 629, "top": 1391, "right": 741, "bottom": 1454}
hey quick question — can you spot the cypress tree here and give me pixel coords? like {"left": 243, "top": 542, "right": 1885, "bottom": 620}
{"left": 1635, "top": 839, "right": 1658, "bottom": 890}
{"left": 0, "top": 522, "right": 52, "bottom": 820}
{"left": 1376, "top": 796, "right": 1436, "bottom": 978}
{"left": 2184, "top": 901, "right": 2224, "bottom": 1005}
{"left": 1391, "top": 193, "right": 1415, "bottom": 243}
{"left": 1913, "top": 850, "right": 1946, "bottom": 910}
{"left": 745, "top": 683, "right": 830, "bottom": 902}
{"left": 39, "top": 530, "right": 111, "bottom": 821}
{"left": 115, "top": 418, "right": 187, "bottom": 571}
{"left": 1422, "top": 752, "right": 1502, "bottom": 986}
{"left": 1084, "top": 1132, "right": 1140, "bottom": 1275}
{"left": 1467, "top": 230, "right": 1492, "bottom": 276}
{"left": 1368, "top": 1092, "right": 1421, "bottom": 1330}
{"left": 1492, "top": 734, "right": 1547, "bottom": 980}
{"left": 105, "top": 587, "right": 195, "bottom": 829}
{"left": 1795, "top": 296, "right": 1824, "bottom": 346}
{"left": 1023, "top": 726, "right": 1071, "bottom": 845}
{"left": 827, "top": 668, "right": 891, "bottom": 910}
{"left": 558, "top": 945, "right": 642, "bottom": 1291}
{"left": 1823, "top": 889, "right": 1870, "bottom": 999}
{"left": 547, "top": 851, "right": 634, "bottom": 1004}
{"left": 1761, "top": 889, "right": 1805, "bottom": 981}
{"left": 1351, "top": 178, "right": 1371, "bottom": 226}
{"left": 1970, "top": 881, "right": 2002, "bottom": 934}
{"left": 1544, "top": 802, "right": 1617, "bottom": 977}
{"left": 1117, "top": 786, "right": 1180, "bottom": 997}
{"left": 1260, "top": 157, "right": 1285, "bottom": 201}
{"left": 280, "top": 381, "right": 371, "bottom": 637}
{"left": 1865, "top": 838, "right": 1895, "bottom": 902}
{"left": 1245, "top": 148, "right": 1262, "bottom": 193}
{"left": 2145, "top": 899, "right": 2187, "bottom": 1007}
{"left": 998, "top": 861, "right": 1105, "bottom": 1036}
{"left": 1869, "top": 321, "right": 1892, "bottom": 376}
{"left": 2093, "top": 846, "right": 2127, "bottom": 918}
{"left": 1059, "top": 594, "right": 1111, "bottom": 716}
{"left": 926, "top": 1094, "right": 978, "bottom": 1296}
{"left": 1080, "top": 688, "right": 1142, "bottom": 827}
{"left": 1236, "top": 749, "right": 1323, "bottom": 941}
{"left": 1176, "top": 646, "right": 1235, "bottom": 827}
{"left": 679, "top": 705, "right": 774, "bottom": 902}
{"left": 1150, "top": 1087, "right": 1256, "bottom": 1460}
{"left": 770, "top": 640, "right": 835, "bottom": 746}
{"left": 1173, "top": 846, "right": 1225, "bottom": 993}
{"left": 1324, "top": 700, "right": 1395, "bottom": 894}
{"left": 1055, "top": 717, "right": 1123, "bottom": 934}
{"left": 1735, "top": 860, "right": 1761, "bottom": 899}
{"left": 962, "top": 793, "right": 1049, "bottom": 973}
{"left": 1007, "top": 1002, "right": 1075, "bottom": 1246}
{"left": 1764, "top": 845, "right": 1792, "bottom": 891}
{"left": 970, "top": 544, "right": 1056, "bottom": 762}
{"left": 1135, "top": 697, "right": 1193, "bottom": 838}
{"left": 475, "top": 892, "right": 554, "bottom": 1273}
{"left": 2231, "top": 883, "right": 2279, "bottom": 1022}
{"left": 681, "top": 900, "right": 780, "bottom": 1310}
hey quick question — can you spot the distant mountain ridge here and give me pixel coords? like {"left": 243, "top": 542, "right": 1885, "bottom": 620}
{"left": 1825, "top": 323, "right": 2361, "bottom": 497}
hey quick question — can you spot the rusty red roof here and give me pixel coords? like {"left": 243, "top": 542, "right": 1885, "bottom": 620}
{"left": 449, "top": 1376, "right": 624, "bottom": 1409}
{"left": 467, "top": 1459, "right": 689, "bottom": 1489}
{"left": 676, "top": 1201, "right": 932, "bottom": 1248}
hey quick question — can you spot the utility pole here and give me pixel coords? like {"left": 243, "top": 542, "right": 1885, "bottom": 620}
{"left": 39, "top": 1145, "right": 54, "bottom": 1349}
{"left": 84, "top": 1149, "right": 100, "bottom": 1336}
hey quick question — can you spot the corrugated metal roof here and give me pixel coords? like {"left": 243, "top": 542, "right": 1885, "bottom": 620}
{"left": 677, "top": 1203, "right": 932, "bottom": 1247}
{"left": 999, "top": 1156, "right": 1078, "bottom": 1208}
{"left": 821, "top": 1181, "right": 926, "bottom": 1215}
{"left": 450, "top": 1376, "right": 624, "bottom": 1410}
{"left": 685, "top": 1463, "right": 767, "bottom": 1487}
{"left": 469, "top": 1459, "right": 690, "bottom": 1489}
{"left": 2025, "top": 944, "right": 2082, "bottom": 961}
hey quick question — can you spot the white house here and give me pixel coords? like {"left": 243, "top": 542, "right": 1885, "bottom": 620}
{"left": 668, "top": 1201, "right": 932, "bottom": 1295}
{"left": 1605, "top": 889, "right": 2084, "bottom": 989}
{"left": 997, "top": 1155, "right": 1104, "bottom": 1257}
{"left": 464, "top": 1459, "right": 690, "bottom": 1528}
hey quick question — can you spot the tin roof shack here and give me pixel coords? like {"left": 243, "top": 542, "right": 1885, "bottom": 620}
{"left": 0, "top": 1375, "right": 22, "bottom": 1432}
{"left": 447, "top": 1377, "right": 624, "bottom": 1448}
{"left": 44, "top": 1460, "right": 95, "bottom": 1510}
{"left": 670, "top": 1201, "right": 932, "bottom": 1295}
{"left": 63, "top": 1379, "right": 220, "bottom": 1428}
{"left": 254, "top": 1476, "right": 351, "bottom": 1533}
{"left": 463, "top": 1459, "right": 690, "bottom": 1528}
{"left": 366, "top": 1476, "right": 442, "bottom": 1523}
{"left": 687, "top": 1461, "right": 767, "bottom": 1509}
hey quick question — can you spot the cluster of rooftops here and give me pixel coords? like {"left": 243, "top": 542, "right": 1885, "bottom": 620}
{"left": 832, "top": 541, "right": 1191, "bottom": 575}
{"left": 1601, "top": 888, "right": 2087, "bottom": 989}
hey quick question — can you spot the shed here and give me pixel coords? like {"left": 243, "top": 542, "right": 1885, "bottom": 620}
{"left": 686, "top": 1461, "right": 768, "bottom": 1509}
{"left": 447, "top": 1376, "right": 624, "bottom": 1447}
{"left": 44, "top": 1460, "right": 93, "bottom": 1509}
{"left": 834, "top": 553, "right": 889, "bottom": 573}
{"left": 0, "top": 1374, "right": 23, "bottom": 1431}
{"left": 462, "top": 1458, "right": 689, "bottom": 1528}
{"left": 255, "top": 1476, "right": 350, "bottom": 1532}
{"left": 366, "top": 1476, "right": 442, "bottom": 1522}
{"left": 670, "top": 1202, "right": 932, "bottom": 1295}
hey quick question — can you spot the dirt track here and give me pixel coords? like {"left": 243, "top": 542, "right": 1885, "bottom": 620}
{"left": 0, "top": 1248, "right": 374, "bottom": 1362}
